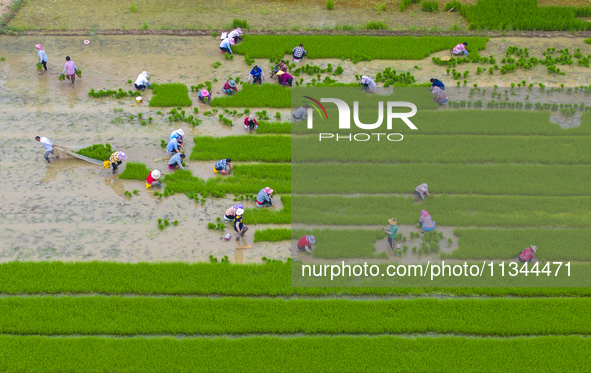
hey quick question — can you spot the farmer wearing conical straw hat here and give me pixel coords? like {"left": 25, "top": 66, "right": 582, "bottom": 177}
{"left": 382, "top": 218, "right": 398, "bottom": 250}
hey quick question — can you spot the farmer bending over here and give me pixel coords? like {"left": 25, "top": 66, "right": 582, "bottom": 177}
{"left": 249, "top": 65, "right": 264, "bottom": 85}
{"left": 430, "top": 78, "right": 445, "bottom": 90}
{"left": 223, "top": 79, "right": 238, "bottom": 94}
{"left": 166, "top": 137, "right": 182, "bottom": 155}
{"left": 219, "top": 37, "right": 233, "bottom": 54}
{"left": 292, "top": 105, "right": 308, "bottom": 122}
{"left": 360, "top": 75, "right": 377, "bottom": 93}
{"left": 415, "top": 183, "right": 429, "bottom": 200}
{"left": 518, "top": 245, "right": 537, "bottom": 263}
{"left": 297, "top": 235, "right": 316, "bottom": 253}
{"left": 244, "top": 115, "right": 258, "bottom": 131}
{"left": 170, "top": 129, "right": 184, "bottom": 142}
{"left": 256, "top": 187, "right": 273, "bottom": 207}
{"left": 35, "top": 136, "right": 55, "bottom": 163}
{"left": 234, "top": 208, "right": 249, "bottom": 240}
{"left": 198, "top": 90, "right": 211, "bottom": 102}
{"left": 432, "top": 86, "right": 448, "bottom": 105}
{"left": 109, "top": 151, "right": 127, "bottom": 175}
{"left": 146, "top": 170, "right": 162, "bottom": 188}
{"left": 134, "top": 71, "right": 150, "bottom": 91}
{"left": 276, "top": 71, "right": 293, "bottom": 87}
{"left": 293, "top": 44, "right": 306, "bottom": 62}
{"left": 224, "top": 204, "right": 244, "bottom": 222}
{"left": 228, "top": 28, "right": 243, "bottom": 43}
{"left": 168, "top": 153, "right": 186, "bottom": 170}
{"left": 452, "top": 42, "right": 469, "bottom": 56}
{"left": 419, "top": 209, "right": 436, "bottom": 233}
{"left": 214, "top": 158, "right": 233, "bottom": 175}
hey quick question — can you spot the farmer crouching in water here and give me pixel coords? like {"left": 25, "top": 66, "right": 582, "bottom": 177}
{"left": 146, "top": 170, "right": 162, "bottom": 188}
{"left": 244, "top": 115, "right": 258, "bottom": 131}
{"left": 297, "top": 235, "right": 315, "bottom": 253}
{"left": 256, "top": 187, "right": 273, "bottom": 207}
{"left": 223, "top": 204, "right": 244, "bottom": 222}
{"left": 431, "top": 86, "right": 448, "bottom": 105}
{"left": 109, "top": 151, "right": 127, "bottom": 175}
{"left": 234, "top": 209, "right": 249, "bottom": 240}
{"left": 214, "top": 158, "right": 233, "bottom": 175}
{"left": 415, "top": 183, "right": 429, "bottom": 201}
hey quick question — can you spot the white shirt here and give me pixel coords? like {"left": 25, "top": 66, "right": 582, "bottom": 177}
{"left": 38, "top": 50, "right": 48, "bottom": 62}
{"left": 135, "top": 72, "right": 148, "bottom": 86}
{"left": 228, "top": 30, "right": 241, "bottom": 39}
{"left": 40, "top": 137, "right": 53, "bottom": 152}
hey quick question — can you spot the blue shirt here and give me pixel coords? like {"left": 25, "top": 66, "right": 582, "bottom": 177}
{"left": 257, "top": 189, "right": 271, "bottom": 204}
{"left": 166, "top": 138, "right": 179, "bottom": 153}
{"left": 220, "top": 39, "right": 232, "bottom": 53}
{"left": 168, "top": 153, "right": 185, "bottom": 169}
{"left": 170, "top": 131, "right": 182, "bottom": 141}
{"left": 250, "top": 67, "right": 262, "bottom": 77}
{"left": 431, "top": 80, "right": 445, "bottom": 90}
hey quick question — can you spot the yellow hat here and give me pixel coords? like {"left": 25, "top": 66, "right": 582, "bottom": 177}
{"left": 388, "top": 218, "right": 397, "bottom": 225}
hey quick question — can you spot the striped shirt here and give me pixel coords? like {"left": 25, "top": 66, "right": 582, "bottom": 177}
{"left": 215, "top": 159, "right": 228, "bottom": 171}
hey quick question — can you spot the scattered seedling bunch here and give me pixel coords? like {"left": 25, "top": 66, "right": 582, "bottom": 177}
{"left": 374, "top": 67, "right": 415, "bottom": 86}
{"left": 124, "top": 190, "right": 139, "bottom": 198}
{"left": 218, "top": 114, "right": 233, "bottom": 126}
{"left": 191, "top": 81, "right": 213, "bottom": 93}
{"left": 76, "top": 144, "right": 112, "bottom": 161}
{"left": 88, "top": 88, "right": 141, "bottom": 99}
{"left": 207, "top": 221, "right": 226, "bottom": 230}
{"left": 158, "top": 218, "right": 178, "bottom": 230}
{"left": 168, "top": 108, "right": 201, "bottom": 126}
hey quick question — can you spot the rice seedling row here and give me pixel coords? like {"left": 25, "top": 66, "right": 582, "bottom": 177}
{"left": 293, "top": 163, "right": 591, "bottom": 196}
{"left": 1, "top": 335, "right": 590, "bottom": 372}
{"left": 149, "top": 83, "right": 192, "bottom": 107}
{"left": 2, "top": 296, "right": 591, "bottom": 336}
{"left": 119, "top": 162, "right": 152, "bottom": 181}
{"left": 291, "top": 195, "right": 591, "bottom": 227}
{"left": 233, "top": 36, "right": 488, "bottom": 60}
{"left": 191, "top": 136, "right": 291, "bottom": 162}
{"left": 452, "top": 228, "right": 591, "bottom": 261}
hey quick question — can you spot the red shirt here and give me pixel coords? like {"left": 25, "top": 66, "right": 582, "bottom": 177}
{"left": 223, "top": 82, "right": 237, "bottom": 92}
{"left": 244, "top": 117, "right": 258, "bottom": 126}
{"left": 298, "top": 236, "right": 309, "bottom": 247}
{"left": 519, "top": 248, "right": 535, "bottom": 261}
{"left": 146, "top": 174, "right": 156, "bottom": 184}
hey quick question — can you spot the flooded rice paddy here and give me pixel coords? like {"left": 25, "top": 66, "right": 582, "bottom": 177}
{"left": 1, "top": 35, "right": 589, "bottom": 263}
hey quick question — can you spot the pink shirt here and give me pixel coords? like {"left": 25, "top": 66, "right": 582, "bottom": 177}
{"left": 415, "top": 184, "right": 429, "bottom": 198}
{"left": 62, "top": 60, "right": 77, "bottom": 75}
{"left": 519, "top": 248, "right": 535, "bottom": 261}
{"left": 452, "top": 44, "right": 467, "bottom": 54}
{"left": 419, "top": 214, "right": 435, "bottom": 229}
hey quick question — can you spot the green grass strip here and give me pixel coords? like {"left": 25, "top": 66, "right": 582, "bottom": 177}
{"left": 119, "top": 162, "right": 151, "bottom": 181}
{"left": 191, "top": 135, "right": 291, "bottom": 162}
{"left": 293, "top": 164, "right": 591, "bottom": 196}
{"left": 244, "top": 195, "right": 291, "bottom": 224}
{"left": 256, "top": 121, "right": 291, "bottom": 134}
{"left": 293, "top": 110, "right": 591, "bottom": 136}
{"left": 149, "top": 83, "right": 192, "bottom": 107}
{"left": 1, "top": 261, "right": 590, "bottom": 296}
{"left": 210, "top": 83, "right": 291, "bottom": 108}
{"left": 0, "top": 335, "right": 590, "bottom": 372}
{"left": 292, "top": 229, "right": 385, "bottom": 258}
{"left": 291, "top": 195, "right": 591, "bottom": 227}
{"left": 293, "top": 135, "right": 591, "bottom": 164}
{"left": 164, "top": 165, "right": 291, "bottom": 196}
{"left": 254, "top": 228, "right": 291, "bottom": 242}
{"left": 2, "top": 297, "right": 591, "bottom": 336}
{"left": 233, "top": 35, "right": 488, "bottom": 59}
{"left": 453, "top": 228, "right": 591, "bottom": 261}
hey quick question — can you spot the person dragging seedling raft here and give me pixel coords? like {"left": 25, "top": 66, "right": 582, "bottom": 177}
{"left": 382, "top": 218, "right": 398, "bottom": 250}
{"left": 146, "top": 170, "right": 162, "bottom": 188}
{"left": 256, "top": 187, "right": 273, "bottom": 207}
{"left": 297, "top": 235, "right": 315, "bottom": 253}
{"left": 223, "top": 204, "right": 244, "bottom": 222}
{"left": 214, "top": 158, "right": 233, "bottom": 175}
{"left": 35, "top": 136, "right": 55, "bottom": 163}
{"left": 166, "top": 137, "right": 182, "bottom": 155}
{"left": 244, "top": 115, "right": 258, "bottom": 131}
{"left": 234, "top": 209, "right": 249, "bottom": 240}
{"left": 108, "top": 151, "right": 127, "bottom": 175}
{"left": 452, "top": 42, "right": 469, "bottom": 56}
{"left": 134, "top": 71, "right": 151, "bottom": 91}
{"left": 518, "top": 245, "right": 537, "bottom": 263}
{"left": 168, "top": 153, "right": 186, "bottom": 170}
{"left": 61, "top": 56, "right": 78, "bottom": 86}
{"left": 223, "top": 80, "right": 238, "bottom": 94}
{"left": 36, "top": 44, "right": 48, "bottom": 72}
{"left": 415, "top": 183, "right": 429, "bottom": 201}
{"left": 419, "top": 209, "right": 436, "bottom": 233}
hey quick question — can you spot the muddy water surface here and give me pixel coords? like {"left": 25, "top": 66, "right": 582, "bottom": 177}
{"left": 2, "top": 35, "right": 590, "bottom": 263}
